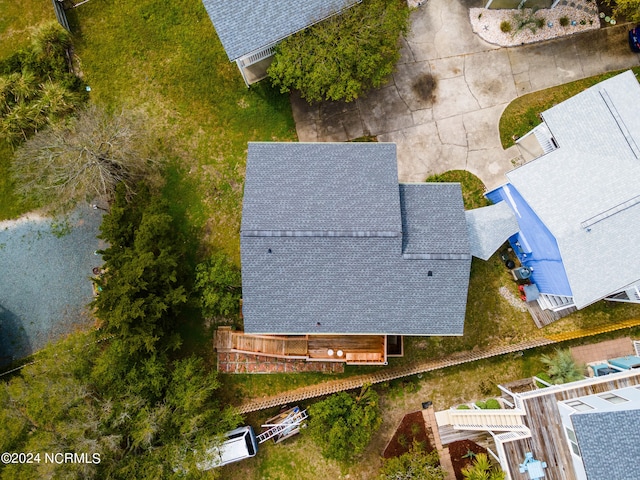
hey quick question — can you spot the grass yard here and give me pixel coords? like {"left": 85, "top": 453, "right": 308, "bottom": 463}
{"left": 68, "top": 0, "right": 296, "bottom": 262}
{"left": 425, "top": 170, "right": 490, "bottom": 209}
{"left": 499, "top": 67, "right": 640, "bottom": 149}
{"left": 0, "top": 0, "right": 54, "bottom": 220}
{"left": 0, "top": 0, "right": 51, "bottom": 58}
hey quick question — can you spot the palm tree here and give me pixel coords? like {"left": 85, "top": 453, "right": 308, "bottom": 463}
{"left": 462, "top": 453, "right": 505, "bottom": 480}
{"left": 540, "top": 349, "right": 585, "bottom": 384}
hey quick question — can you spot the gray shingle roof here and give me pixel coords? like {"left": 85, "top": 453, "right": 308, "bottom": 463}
{"left": 241, "top": 143, "right": 471, "bottom": 335}
{"left": 243, "top": 143, "right": 401, "bottom": 235}
{"left": 400, "top": 183, "right": 470, "bottom": 259}
{"left": 506, "top": 71, "right": 640, "bottom": 308}
{"left": 572, "top": 409, "right": 640, "bottom": 480}
{"left": 202, "top": 0, "right": 360, "bottom": 61}
{"left": 465, "top": 202, "right": 519, "bottom": 261}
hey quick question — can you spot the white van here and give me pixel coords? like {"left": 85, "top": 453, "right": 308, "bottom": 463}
{"left": 198, "top": 426, "right": 258, "bottom": 470}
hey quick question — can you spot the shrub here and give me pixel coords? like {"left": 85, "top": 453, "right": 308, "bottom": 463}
{"left": 475, "top": 400, "right": 487, "bottom": 409}
{"left": 535, "top": 17, "right": 545, "bottom": 29}
{"left": 457, "top": 404, "right": 471, "bottom": 410}
{"left": 500, "top": 20, "right": 512, "bottom": 33}
{"left": 306, "top": 384, "right": 381, "bottom": 463}
{"left": 541, "top": 349, "right": 585, "bottom": 384}
{"left": 559, "top": 16, "right": 570, "bottom": 26}
{"left": 486, "top": 399, "right": 501, "bottom": 409}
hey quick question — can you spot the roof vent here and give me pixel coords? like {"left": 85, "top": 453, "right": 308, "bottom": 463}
{"left": 268, "top": 248, "right": 272, "bottom": 253}
{"left": 427, "top": 271, "right": 433, "bottom": 277}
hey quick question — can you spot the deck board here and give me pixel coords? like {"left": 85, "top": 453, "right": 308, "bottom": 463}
{"left": 213, "top": 329, "right": 385, "bottom": 364}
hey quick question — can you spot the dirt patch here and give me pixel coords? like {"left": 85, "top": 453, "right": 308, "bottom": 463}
{"left": 412, "top": 74, "right": 437, "bottom": 104}
{"left": 448, "top": 439, "right": 488, "bottom": 480}
{"left": 382, "top": 410, "right": 435, "bottom": 459}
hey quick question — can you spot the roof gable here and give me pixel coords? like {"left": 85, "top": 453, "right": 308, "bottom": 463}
{"left": 202, "top": 0, "right": 360, "bottom": 60}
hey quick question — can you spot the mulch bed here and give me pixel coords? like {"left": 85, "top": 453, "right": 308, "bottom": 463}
{"left": 382, "top": 411, "right": 436, "bottom": 459}
{"left": 448, "top": 440, "right": 489, "bottom": 480}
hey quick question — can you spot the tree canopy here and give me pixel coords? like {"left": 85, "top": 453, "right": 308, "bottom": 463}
{"left": 12, "top": 105, "right": 159, "bottom": 212}
{"left": 92, "top": 182, "right": 188, "bottom": 354}
{"left": 194, "top": 252, "right": 242, "bottom": 318}
{"left": 268, "top": 0, "right": 411, "bottom": 103}
{"left": 0, "top": 333, "right": 238, "bottom": 480}
{"left": 306, "top": 384, "right": 382, "bottom": 463}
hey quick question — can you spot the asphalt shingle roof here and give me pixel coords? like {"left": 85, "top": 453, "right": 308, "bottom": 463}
{"left": 505, "top": 70, "right": 640, "bottom": 308}
{"left": 572, "top": 409, "right": 640, "bottom": 480}
{"left": 400, "top": 183, "right": 470, "bottom": 259}
{"left": 202, "top": 0, "right": 360, "bottom": 61}
{"left": 241, "top": 142, "right": 471, "bottom": 335}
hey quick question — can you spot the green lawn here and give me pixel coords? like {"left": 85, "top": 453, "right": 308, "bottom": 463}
{"left": 499, "top": 67, "right": 640, "bottom": 149}
{"left": 68, "top": 0, "right": 296, "bottom": 261}
{"left": 0, "top": 0, "right": 51, "bottom": 58}
{"left": 0, "top": 0, "right": 54, "bottom": 220}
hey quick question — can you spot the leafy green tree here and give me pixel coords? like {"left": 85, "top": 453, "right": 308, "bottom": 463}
{"left": 379, "top": 441, "right": 444, "bottom": 480}
{"left": 540, "top": 349, "right": 585, "bottom": 385}
{"left": 194, "top": 252, "right": 242, "bottom": 318}
{"left": 461, "top": 453, "right": 505, "bottom": 480}
{"left": 0, "top": 334, "right": 116, "bottom": 480}
{"left": 0, "top": 333, "right": 238, "bottom": 480}
{"left": 306, "top": 384, "right": 382, "bottom": 463}
{"left": 268, "top": 0, "right": 411, "bottom": 103}
{"left": 92, "top": 183, "right": 187, "bottom": 354}
{"left": 608, "top": 0, "right": 640, "bottom": 23}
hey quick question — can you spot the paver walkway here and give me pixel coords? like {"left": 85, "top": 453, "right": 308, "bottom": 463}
{"left": 292, "top": 0, "right": 640, "bottom": 190}
{"left": 237, "top": 318, "right": 640, "bottom": 413}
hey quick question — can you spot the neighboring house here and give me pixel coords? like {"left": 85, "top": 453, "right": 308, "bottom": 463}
{"left": 201, "top": 0, "right": 361, "bottom": 86}
{"left": 486, "top": 70, "right": 640, "bottom": 314}
{"left": 218, "top": 142, "right": 472, "bottom": 365}
{"left": 436, "top": 368, "right": 640, "bottom": 480}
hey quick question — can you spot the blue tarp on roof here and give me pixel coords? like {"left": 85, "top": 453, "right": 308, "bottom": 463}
{"left": 487, "top": 185, "right": 572, "bottom": 297}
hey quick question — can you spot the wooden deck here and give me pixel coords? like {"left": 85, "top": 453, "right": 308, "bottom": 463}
{"left": 214, "top": 328, "right": 386, "bottom": 365}
{"left": 307, "top": 335, "right": 385, "bottom": 363}
{"left": 526, "top": 301, "right": 577, "bottom": 328}
{"left": 500, "top": 372, "right": 640, "bottom": 479}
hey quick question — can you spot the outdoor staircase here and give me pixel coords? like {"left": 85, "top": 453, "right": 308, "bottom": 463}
{"left": 537, "top": 293, "right": 575, "bottom": 312}
{"left": 532, "top": 123, "right": 558, "bottom": 155}
{"left": 606, "top": 286, "right": 640, "bottom": 304}
{"left": 436, "top": 408, "right": 530, "bottom": 433}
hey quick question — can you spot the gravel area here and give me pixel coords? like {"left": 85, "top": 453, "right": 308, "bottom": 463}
{"left": 0, "top": 206, "right": 106, "bottom": 366}
{"left": 499, "top": 285, "right": 527, "bottom": 312}
{"left": 470, "top": 2, "right": 600, "bottom": 47}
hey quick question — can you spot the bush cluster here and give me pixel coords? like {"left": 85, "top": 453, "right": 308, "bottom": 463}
{"left": 0, "top": 23, "right": 86, "bottom": 145}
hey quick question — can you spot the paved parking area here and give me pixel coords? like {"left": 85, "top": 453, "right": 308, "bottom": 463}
{"left": 0, "top": 206, "right": 105, "bottom": 366}
{"left": 292, "top": 0, "right": 640, "bottom": 190}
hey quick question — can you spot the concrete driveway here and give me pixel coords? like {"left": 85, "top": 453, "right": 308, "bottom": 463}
{"left": 291, "top": 0, "right": 640, "bottom": 190}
